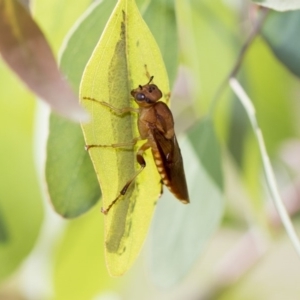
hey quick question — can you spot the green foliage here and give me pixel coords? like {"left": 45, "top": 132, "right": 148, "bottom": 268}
{"left": 262, "top": 10, "right": 300, "bottom": 78}
{"left": 46, "top": 114, "right": 100, "bottom": 218}
{"left": 0, "top": 62, "right": 44, "bottom": 282}
{"left": 1, "top": 0, "right": 300, "bottom": 298}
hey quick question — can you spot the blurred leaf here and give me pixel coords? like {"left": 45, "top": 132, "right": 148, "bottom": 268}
{"left": 0, "top": 0, "right": 86, "bottom": 121}
{"left": 262, "top": 10, "right": 300, "bottom": 78}
{"left": 54, "top": 204, "right": 113, "bottom": 300}
{"left": 252, "top": 0, "right": 300, "bottom": 11}
{"left": 174, "top": 0, "right": 201, "bottom": 105}
{"left": 178, "top": 0, "right": 237, "bottom": 135}
{"left": 227, "top": 93, "right": 250, "bottom": 167}
{"left": 46, "top": 0, "right": 118, "bottom": 218}
{"left": 32, "top": 0, "right": 92, "bottom": 54}
{"left": 143, "top": 0, "right": 178, "bottom": 86}
{"left": 46, "top": 115, "right": 100, "bottom": 218}
{"left": 149, "top": 118, "right": 224, "bottom": 287}
{"left": 135, "top": 0, "right": 150, "bottom": 9}
{"left": 189, "top": 118, "right": 223, "bottom": 189}
{"left": 59, "top": 0, "right": 117, "bottom": 89}
{"left": 80, "top": 0, "right": 169, "bottom": 276}
{"left": 0, "top": 62, "right": 44, "bottom": 282}
{"left": 244, "top": 38, "right": 295, "bottom": 154}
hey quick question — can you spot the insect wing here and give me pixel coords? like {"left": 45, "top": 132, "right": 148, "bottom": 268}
{"left": 152, "top": 128, "right": 189, "bottom": 203}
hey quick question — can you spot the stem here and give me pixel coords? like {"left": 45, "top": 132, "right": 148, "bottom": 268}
{"left": 229, "top": 78, "right": 300, "bottom": 258}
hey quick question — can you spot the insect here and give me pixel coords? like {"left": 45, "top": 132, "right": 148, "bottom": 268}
{"left": 84, "top": 76, "right": 189, "bottom": 214}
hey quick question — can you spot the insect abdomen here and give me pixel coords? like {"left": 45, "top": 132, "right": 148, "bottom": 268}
{"left": 152, "top": 149, "right": 168, "bottom": 182}
{"left": 151, "top": 149, "right": 188, "bottom": 203}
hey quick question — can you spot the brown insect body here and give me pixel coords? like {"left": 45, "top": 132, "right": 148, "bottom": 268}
{"left": 131, "top": 79, "right": 189, "bottom": 204}
{"left": 84, "top": 76, "right": 189, "bottom": 214}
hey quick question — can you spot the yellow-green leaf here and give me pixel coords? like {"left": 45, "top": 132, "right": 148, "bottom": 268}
{"left": 79, "top": 0, "right": 169, "bottom": 276}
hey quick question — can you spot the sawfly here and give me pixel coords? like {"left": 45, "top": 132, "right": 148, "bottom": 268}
{"left": 84, "top": 76, "right": 189, "bottom": 214}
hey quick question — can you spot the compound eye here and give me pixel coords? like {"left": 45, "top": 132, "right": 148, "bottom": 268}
{"left": 136, "top": 93, "right": 145, "bottom": 101}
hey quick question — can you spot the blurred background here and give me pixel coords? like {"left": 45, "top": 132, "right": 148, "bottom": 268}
{"left": 1, "top": 0, "right": 300, "bottom": 299}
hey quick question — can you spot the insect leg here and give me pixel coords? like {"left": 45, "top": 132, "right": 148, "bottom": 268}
{"left": 101, "top": 142, "right": 151, "bottom": 215}
{"left": 83, "top": 97, "right": 139, "bottom": 114}
{"left": 85, "top": 137, "right": 142, "bottom": 151}
{"left": 159, "top": 179, "right": 164, "bottom": 197}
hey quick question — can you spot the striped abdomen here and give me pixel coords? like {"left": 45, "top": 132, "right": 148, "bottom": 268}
{"left": 151, "top": 147, "right": 189, "bottom": 204}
